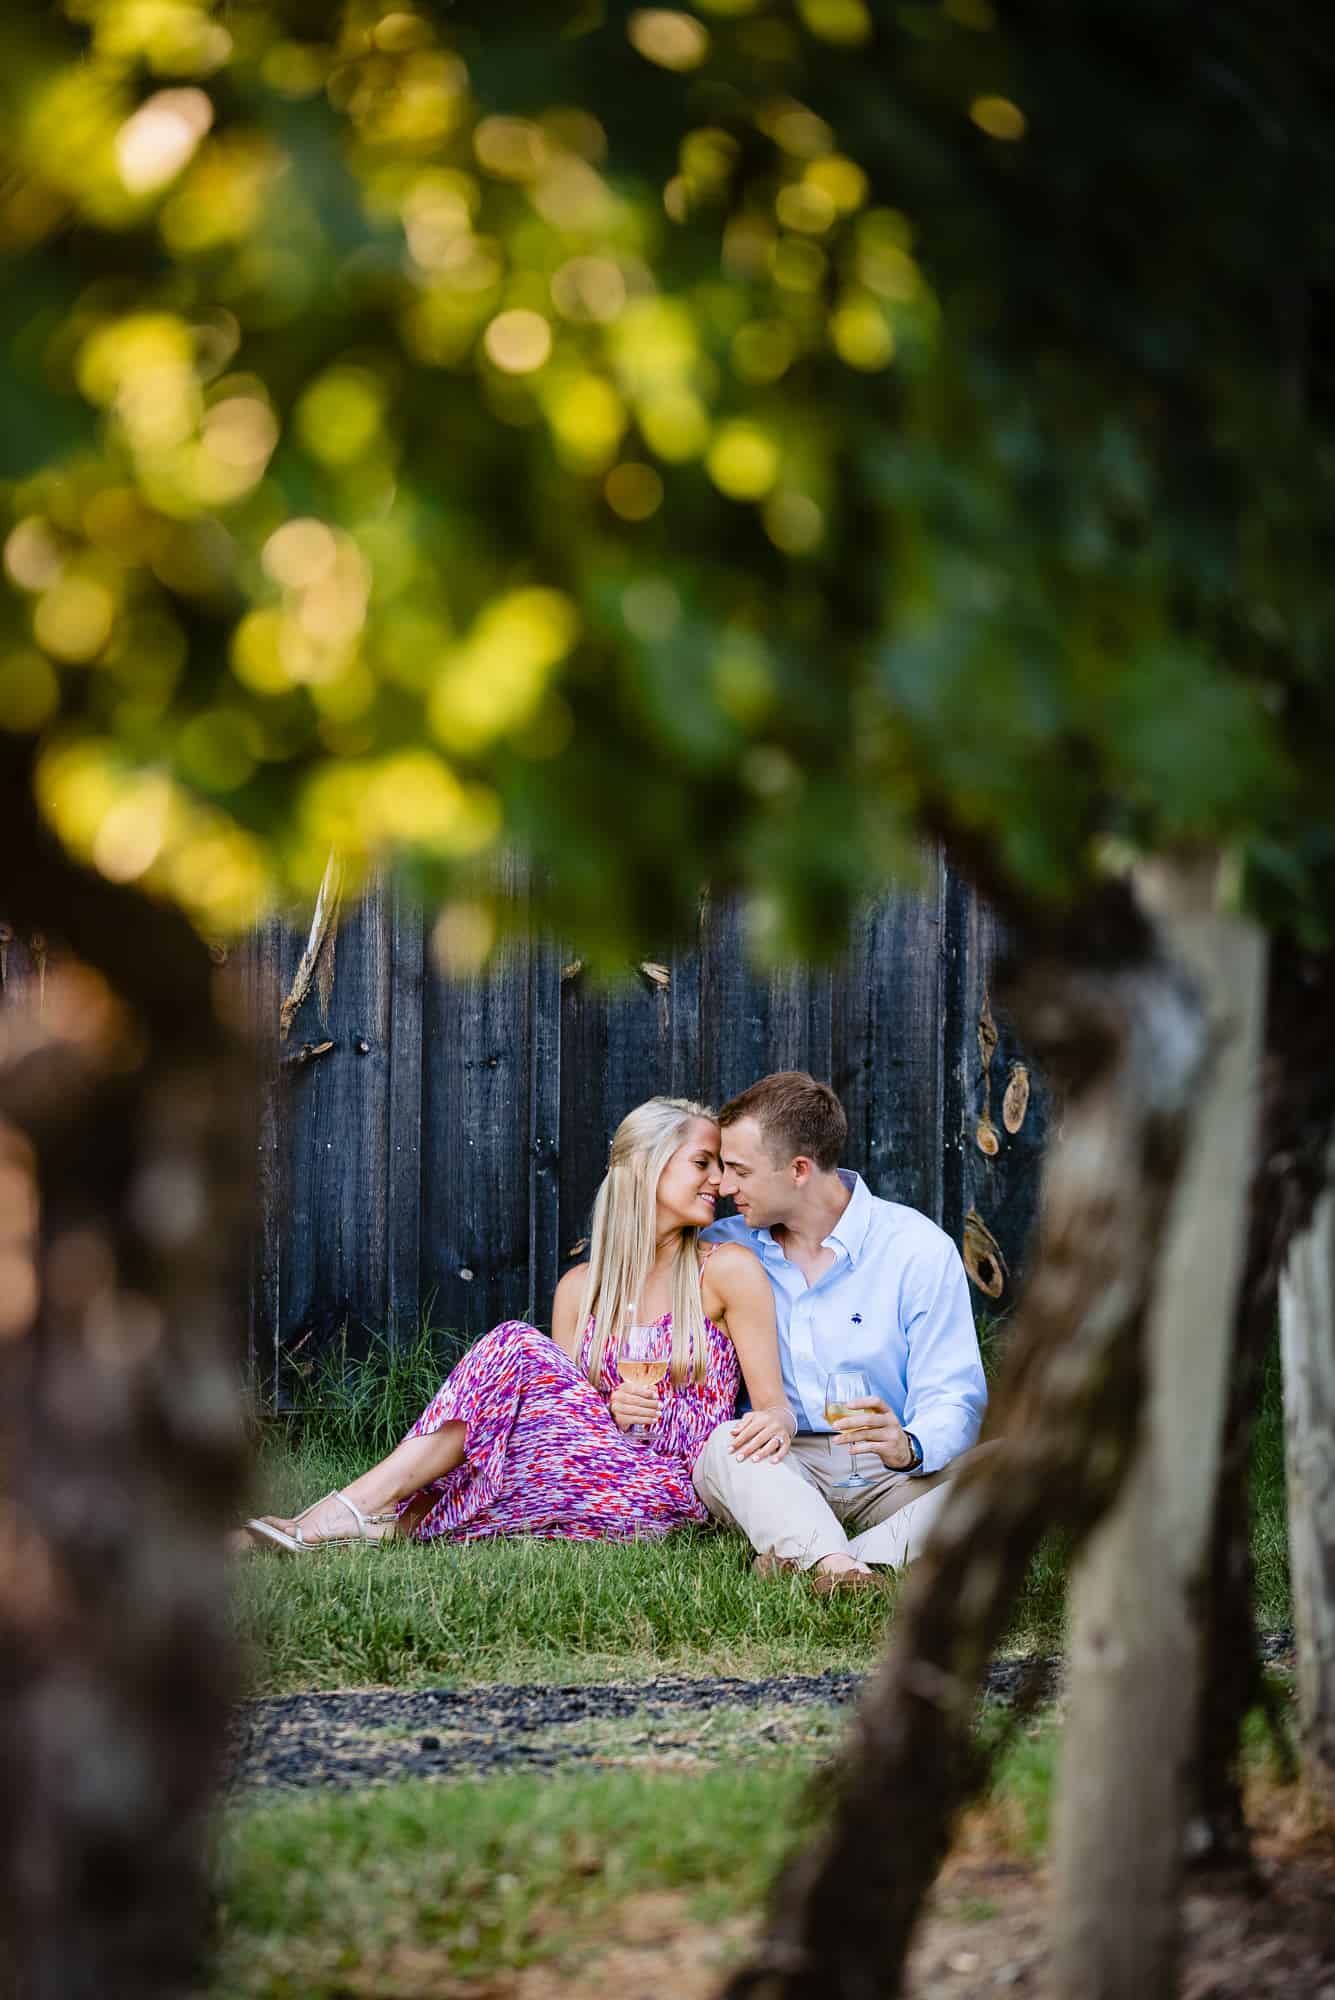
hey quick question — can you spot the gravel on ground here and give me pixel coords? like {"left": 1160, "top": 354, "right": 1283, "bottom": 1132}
{"left": 230, "top": 1633, "right": 1294, "bottom": 1795}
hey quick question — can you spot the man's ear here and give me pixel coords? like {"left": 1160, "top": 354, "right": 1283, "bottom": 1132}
{"left": 790, "top": 1155, "right": 815, "bottom": 1187}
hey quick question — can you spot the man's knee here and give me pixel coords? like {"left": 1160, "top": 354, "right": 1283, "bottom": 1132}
{"left": 692, "top": 1421, "right": 740, "bottom": 1505}
{"left": 692, "top": 1421, "right": 803, "bottom": 1507}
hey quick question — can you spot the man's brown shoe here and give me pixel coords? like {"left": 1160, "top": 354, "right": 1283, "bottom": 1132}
{"left": 752, "top": 1552, "right": 801, "bottom": 1580}
{"left": 811, "top": 1565, "right": 885, "bottom": 1596}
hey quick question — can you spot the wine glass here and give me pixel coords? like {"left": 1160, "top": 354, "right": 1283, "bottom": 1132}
{"left": 620, "top": 1319, "right": 671, "bottom": 1440}
{"left": 825, "top": 1368, "right": 876, "bottom": 1490}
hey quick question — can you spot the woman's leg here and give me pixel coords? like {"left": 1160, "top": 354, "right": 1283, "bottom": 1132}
{"left": 254, "top": 1422, "right": 466, "bottom": 1544}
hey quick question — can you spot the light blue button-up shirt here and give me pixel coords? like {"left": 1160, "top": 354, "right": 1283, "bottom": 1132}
{"left": 703, "top": 1171, "right": 987, "bottom": 1474}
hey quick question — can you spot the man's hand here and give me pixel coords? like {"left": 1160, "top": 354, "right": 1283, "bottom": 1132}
{"left": 608, "top": 1381, "right": 662, "bottom": 1432}
{"left": 728, "top": 1403, "right": 797, "bottom": 1463}
{"left": 833, "top": 1396, "right": 917, "bottom": 1469}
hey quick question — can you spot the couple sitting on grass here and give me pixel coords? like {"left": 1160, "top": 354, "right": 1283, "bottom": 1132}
{"left": 248, "top": 1071, "right": 989, "bottom": 1593}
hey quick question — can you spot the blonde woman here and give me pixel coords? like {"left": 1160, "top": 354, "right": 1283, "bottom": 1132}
{"left": 246, "top": 1099, "right": 795, "bottom": 1552}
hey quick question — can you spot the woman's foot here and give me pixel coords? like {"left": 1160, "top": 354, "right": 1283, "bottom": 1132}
{"left": 245, "top": 1489, "right": 399, "bottom": 1553}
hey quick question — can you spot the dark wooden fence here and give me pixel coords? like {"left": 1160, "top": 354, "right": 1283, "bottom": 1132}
{"left": 0, "top": 859, "right": 1045, "bottom": 1390}
{"left": 233, "top": 851, "right": 1045, "bottom": 1393}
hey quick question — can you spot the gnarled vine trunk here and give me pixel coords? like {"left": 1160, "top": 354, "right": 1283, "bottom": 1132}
{"left": 723, "top": 877, "right": 1211, "bottom": 2000}
{"left": 1050, "top": 860, "right": 1267, "bottom": 1998}
{"left": 1280, "top": 1133, "right": 1335, "bottom": 1817}
{"left": 1187, "top": 947, "right": 1335, "bottom": 1865}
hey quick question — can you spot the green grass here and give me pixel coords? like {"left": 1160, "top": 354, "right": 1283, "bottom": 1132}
{"left": 1249, "top": 1342, "right": 1292, "bottom": 1630}
{"left": 212, "top": 1758, "right": 813, "bottom": 1997}
{"left": 231, "top": 1321, "right": 1290, "bottom": 1694}
{"left": 234, "top": 1497, "right": 903, "bottom": 1691}
{"left": 210, "top": 1714, "right": 1056, "bottom": 1995}
{"left": 211, "top": 1679, "right": 1300, "bottom": 1997}
{"left": 232, "top": 1434, "right": 1083, "bottom": 1691}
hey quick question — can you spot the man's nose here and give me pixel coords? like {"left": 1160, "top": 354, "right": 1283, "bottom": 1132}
{"left": 718, "top": 1169, "right": 738, "bottom": 1196}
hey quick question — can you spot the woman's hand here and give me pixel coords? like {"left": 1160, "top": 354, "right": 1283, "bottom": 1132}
{"left": 702, "top": 1244, "right": 792, "bottom": 1459}
{"left": 727, "top": 1402, "right": 797, "bottom": 1464}
{"left": 608, "top": 1380, "right": 662, "bottom": 1433}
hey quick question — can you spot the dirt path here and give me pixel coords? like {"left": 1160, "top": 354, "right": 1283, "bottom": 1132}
{"left": 505, "top": 1817, "right": 1335, "bottom": 2000}
{"left": 231, "top": 1657, "right": 1055, "bottom": 1793}
{"left": 231, "top": 1635, "right": 1294, "bottom": 1794}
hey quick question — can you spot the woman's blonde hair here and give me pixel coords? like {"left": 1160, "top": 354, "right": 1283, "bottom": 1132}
{"left": 576, "top": 1096, "right": 716, "bottom": 1390}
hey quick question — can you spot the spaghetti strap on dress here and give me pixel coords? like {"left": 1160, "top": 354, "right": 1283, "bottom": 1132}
{"left": 395, "top": 1306, "right": 740, "bottom": 1544}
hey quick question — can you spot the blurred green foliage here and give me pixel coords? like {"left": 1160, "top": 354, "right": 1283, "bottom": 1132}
{"left": 2, "top": 1, "right": 1334, "bottom": 956}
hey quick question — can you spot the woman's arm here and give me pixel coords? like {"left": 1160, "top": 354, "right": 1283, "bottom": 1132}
{"left": 551, "top": 1264, "right": 659, "bottom": 1430}
{"left": 704, "top": 1245, "right": 796, "bottom": 1463}
{"left": 550, "top": 1265, "right": 589, "bottom": 1361}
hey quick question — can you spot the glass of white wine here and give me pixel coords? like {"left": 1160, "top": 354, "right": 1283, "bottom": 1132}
{"left": 825, "top": 1368, "right": 876, "bottom": 1491}
{"left": 620, "top": 1318, "right": 671, "bottom": 1440}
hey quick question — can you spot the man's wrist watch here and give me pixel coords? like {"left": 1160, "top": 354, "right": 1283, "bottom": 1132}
{"left": 901, "top": 1430, "right": 924, "bottom": 1473}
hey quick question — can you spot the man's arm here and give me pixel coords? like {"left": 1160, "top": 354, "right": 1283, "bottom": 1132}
{"left": 898, "top": 1243, "right": 987, "bottom": 1472}
{"left": 834, "top": 1233, "right": 987, "bottom": 1474}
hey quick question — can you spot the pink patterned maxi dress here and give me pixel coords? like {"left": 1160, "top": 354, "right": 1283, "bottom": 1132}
{"left": 395, "top": 1311, "right": 741, "bottom": 1543}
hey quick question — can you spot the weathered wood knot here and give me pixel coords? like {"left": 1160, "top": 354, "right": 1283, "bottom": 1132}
{"left": 962, "top": 1208, "right": 1007, "bottom": 1299}
{"left": 283, "top": 1039, "right": 336, "bottom": 1069}
{"left": 1002, "top": 1064, "right": 1030, "bottom": 1133}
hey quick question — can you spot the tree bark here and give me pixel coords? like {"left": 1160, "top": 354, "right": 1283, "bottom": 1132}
{"left": 1187, "top": 947, "right": 1335, "bottom": 1866}
{"left": 1050, "top": 858, "right": 1267, "bottom": 2000}
{"left": 1279, "top": 1133, "right": 1335, "bottom": 1818}
{"left": 723, "top": 880, "right": 1213, "bottom": 2000}
{"left": 0, "top": 740, "right": 251, "bottom": 1998}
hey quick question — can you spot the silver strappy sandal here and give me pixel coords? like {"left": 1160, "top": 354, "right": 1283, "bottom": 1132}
{"left": 244, "top": 1489, "right": 398, "bottom": 1553}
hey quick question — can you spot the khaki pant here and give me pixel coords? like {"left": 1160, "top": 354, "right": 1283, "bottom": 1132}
{"left": 692, "top": 1426, "right": 993, "bottom": 1570}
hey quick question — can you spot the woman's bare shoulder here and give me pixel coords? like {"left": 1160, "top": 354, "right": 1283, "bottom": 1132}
{"left": 700, "top": 1240, "right": 768, "bottom": 1290}
{"left": 702, "top": 1238, "right": 764, "bottom": 1271}
{"left": 554, "top": 1262, "right": 590, "bottom": 1300}
{"left": 551, "top": 1263, "right": 590, "bottom": 1357}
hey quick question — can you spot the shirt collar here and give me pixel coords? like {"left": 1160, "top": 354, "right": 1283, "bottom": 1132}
{"left": 824, "top": 1170, "right": 873, "bottom": 1263}
{"left": 745, "top": 1169, "right": 874, "bottom": 1264}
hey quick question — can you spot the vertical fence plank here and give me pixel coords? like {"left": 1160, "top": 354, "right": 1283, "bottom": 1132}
{"left": 527, "top": 931, "right": 562, "bottom": 1323}
{"left": 419, "top": 860, "right": 535, "bottom": 1335}
{"left": 245, "top": 915, "right": 285, "bottom": 1396}
{"left": 700, "top": 899, "right": 761, "bottom": 1108}
{"left": 559, "top": 967, "right": 610, "bottom": 1268}
{"left": 836, "top": 854, "right": 948, "bottom": 1218}
{"left": 386, "top": 879, "right": 424, "bottom": 1341}
{"left": 278, "top": 878, "right": 393, "bottom": 1359}
{"left": 670, "top": 901, "right": 704, "bottom": 1100}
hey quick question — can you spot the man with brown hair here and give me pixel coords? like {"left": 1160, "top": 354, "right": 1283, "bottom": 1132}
{"left": 695, "top": 1071, "right": 988, "bottom": 1591}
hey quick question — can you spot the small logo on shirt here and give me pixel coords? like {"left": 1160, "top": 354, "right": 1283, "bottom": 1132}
{"left": 851, "top": 1313, "right": 862, "bottom": 1324}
